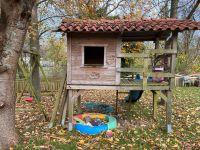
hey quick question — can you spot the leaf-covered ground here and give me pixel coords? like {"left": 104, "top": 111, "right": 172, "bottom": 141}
{"left": 15, "top": 87, "right": 200, "bottom": 149}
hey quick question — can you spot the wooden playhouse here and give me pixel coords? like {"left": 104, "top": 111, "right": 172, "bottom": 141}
{"left": 55, "top": 19, "right": 200, "bottom": 132}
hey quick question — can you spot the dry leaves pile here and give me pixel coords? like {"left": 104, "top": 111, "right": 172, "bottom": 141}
{"left": 15, "top": 87, "right": 200, "bottom": 149}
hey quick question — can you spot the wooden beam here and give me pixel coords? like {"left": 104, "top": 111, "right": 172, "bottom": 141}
{"left": 61, "top": 90, "right": 69, "bottom": 126}
{"left": 115, "top": 90, "right": 119, "bottom": 115}
{"left": 143, "top": 58, "right": 148, "bottom": 90}
{"left": 146, "top": 49, "right": 177, "bottom": 54}
{"left": 170, "top": 32, "right": 178, "bottom": 89}
{"left": 67, "top": 84, "right": 170, "bottom": 91}
{"left": 65, "top": 89, "right": 83, "bottom": 131}
{"left": 166, "top": 90, "right": 173, "bottom": 133}
{"left": 155, "top": 90, "right": 168, "bottom": 102}
{"left": 152, "top": 91, "right": 158, "bottom": 120}
{"left": 117, "top": 68, "right": 174, "bottom": 78}
{"left": 68, "top": 90, "right": 73, "bottom": 131}
{"left": 153, "top": 37, "right": 160, "bottom": 66}
{"left": 116, "top": 49, "right": 176, "bottom": 59}
{"left": 77, "top": 95, "right": 82, "bottom": 114}
{"left": 117, "top": 53, "right": 149, "bottom": 58}
{"left": 116, "top": 37, "right": 122, "bottom": 85}
{"left": 116, "top": 67, "right": 144, "bottom": 73}
{"left": 148, "top": 72, "right": 174, "bottom": 78}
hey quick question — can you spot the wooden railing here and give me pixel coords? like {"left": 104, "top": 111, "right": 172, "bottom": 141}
{"left": 117, "top": 49, "right": 177, "bottom": 89}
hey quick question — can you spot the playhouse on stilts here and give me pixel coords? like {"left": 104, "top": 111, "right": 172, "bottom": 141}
{"left": 52, "top": 19, "right": 200, "bottom": 133}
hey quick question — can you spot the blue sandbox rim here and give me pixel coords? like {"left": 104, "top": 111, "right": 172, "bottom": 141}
{"left": 75, "top": 124, "right": 108, "bottom": 135}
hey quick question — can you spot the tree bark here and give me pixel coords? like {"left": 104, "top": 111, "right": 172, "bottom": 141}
{"left": 0, "top": 0, "right": 34, "bottom": 148}
{"left": 170, "top": 0, "right": 179, "bottom": 18}
{"left": 30, "top": 3, "right": 41, "bottom": 100}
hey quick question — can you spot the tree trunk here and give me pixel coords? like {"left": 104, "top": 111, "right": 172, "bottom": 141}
{"left": 0, "top": 0, "right": 34, "bottom": 148}
{"left": 30, "top": 3, "right": 41, "bottom": 100}
{"left": 160, "top": 0, "right": 179, "bottom": 105}
{"left": 170, "top": 0, "right": 179, "bottom": 18}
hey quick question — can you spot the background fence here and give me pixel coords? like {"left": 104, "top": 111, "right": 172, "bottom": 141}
{"left": 15, "top": 79, "right": 62, "bottom": 93}
{"left": 15, "top": 76, "right": 200, "bottom": 93}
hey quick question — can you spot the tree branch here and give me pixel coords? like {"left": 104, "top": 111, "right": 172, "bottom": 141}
{"left": 186, "top": 0, "right": 200, "bottom": 19}
{"left": 39, "top": 15, "right": 68, "bottom": 23}
{"left": 36, "top": 0, "right": 48, "bottom": 6}
{"left": 39, "top": 29, "right": 51, "bottom": 38}
{"left": 106, "top": 0, "right": 124, "bottom": 15}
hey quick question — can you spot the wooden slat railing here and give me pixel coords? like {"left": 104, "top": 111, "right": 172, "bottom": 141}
{"left": 117, "top": 49, "right": 177, "bottom": 58}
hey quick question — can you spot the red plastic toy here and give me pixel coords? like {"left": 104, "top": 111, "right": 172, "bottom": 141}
{"left": 24, "top": 97, "right": 33, "bottom": 102}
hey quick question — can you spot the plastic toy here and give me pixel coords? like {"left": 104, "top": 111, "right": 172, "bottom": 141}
{"left": 106, "top": 130, "right": 113, "bottom": 137}
{"left": 73, "top": 113, "right": 117, "bottom": 135}
{"left": 24, "top": 97, "right": 33, "bottom": 102}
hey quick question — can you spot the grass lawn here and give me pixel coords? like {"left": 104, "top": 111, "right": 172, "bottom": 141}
{"left": 15, "top": 87, "right": 200, "bottom": 149}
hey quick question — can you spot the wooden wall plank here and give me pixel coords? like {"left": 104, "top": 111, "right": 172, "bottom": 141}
{"left": 67, "top": 33, "right": 72, "bottom": 84}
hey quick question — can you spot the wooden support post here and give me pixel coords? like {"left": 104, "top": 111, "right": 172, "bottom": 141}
{"left": 115, "top": 90, "right": 119, "bottom": 114}
{"left": 68, "top": 90, "right": 73, "bottom": 131}
{"left": 77, "top": 95, "right": 82, "bottom": 114}
{"left": 165, "top": 31, "right": 177, "bottom": 133}
{"left": 116, "top": 37, "right": 122, "bottom": 85}
{"left": 154, "top": 37, "right": 160, "bottom": 66}
{"left": 60, "top": 89, "right": 82, "bottom": 130}
{"left": 152, "top": 91, "right": 158, "bottom": 120}
{"left": 143, "top": 58, "right": 148, "bottom": 90}
{"left": 166, "top": 90, "right": 172, "bottom": 133}
{"left": 170, "top": 32, "right": 178, "bottom": 89}
{"left": 61, "top": 90, "right": 69, "bottom": 126}
{"left": 156, "top": 91, "right": 168, "bottom": 102}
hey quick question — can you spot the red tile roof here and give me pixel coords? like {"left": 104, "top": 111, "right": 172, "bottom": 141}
{"left": 58, "top": 18, "right": 200, "bottom": 32}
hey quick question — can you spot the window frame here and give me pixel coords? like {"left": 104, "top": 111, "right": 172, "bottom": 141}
{"left": 81, "top": 44, "right": 107, "bottom": 67}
